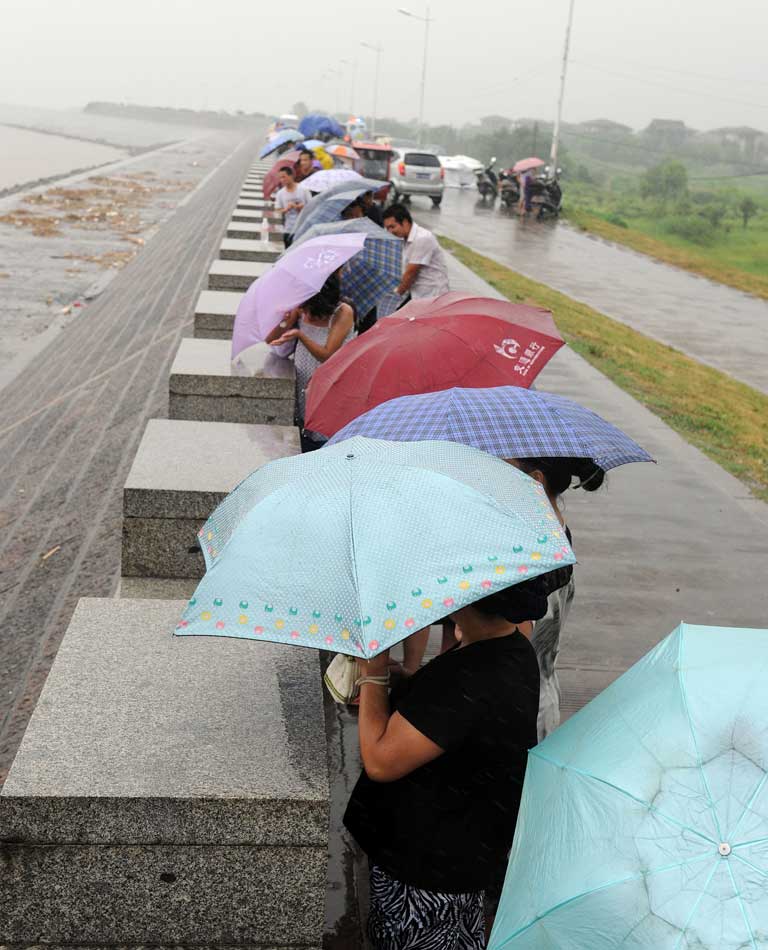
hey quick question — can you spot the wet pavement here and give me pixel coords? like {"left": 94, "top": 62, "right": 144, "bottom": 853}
{"left": 420, "top": 188, "right": 768, "bottom": 394}
{"left": 0, "top": 130, "right": 262, "bottom": 781}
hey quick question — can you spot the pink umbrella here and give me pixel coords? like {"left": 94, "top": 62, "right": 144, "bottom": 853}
{"left": 231, "top": 232, "right": 366, "bottom": 362}
{"left": 512, "top": 157, "right": 546, "bottom": 173}
{"left": 262, "top": 150, "right": 303, "bottom": 198}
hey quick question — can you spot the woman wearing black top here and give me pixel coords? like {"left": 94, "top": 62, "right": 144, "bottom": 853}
{"left": 344, "top": 580, "right": 549, "bottom": 949}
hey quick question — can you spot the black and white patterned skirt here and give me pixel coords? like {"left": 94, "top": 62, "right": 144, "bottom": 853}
{"left": 367, "top": 864, "right": 485, "bottom": 950}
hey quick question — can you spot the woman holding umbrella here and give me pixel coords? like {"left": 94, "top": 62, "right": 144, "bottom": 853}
{"left": 268, "top": 273, "right": 355, "bottom": 452}
{"left": 345, "top": 577, "right": 551, "bottom": 949}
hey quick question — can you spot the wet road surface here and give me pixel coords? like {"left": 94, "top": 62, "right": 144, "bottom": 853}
{"left": 420, "top": 188, "right": 768, "bottom": 394}
{"left": 0, "top": 131, "right": 260, "bottom": 781}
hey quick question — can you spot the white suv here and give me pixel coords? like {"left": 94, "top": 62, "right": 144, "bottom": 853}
{"left": 389, "top": 148, "right": 444, "bottom": 206}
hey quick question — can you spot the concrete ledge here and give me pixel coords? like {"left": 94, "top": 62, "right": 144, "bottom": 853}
{"left": 208, "top": 259, "right": 271, "bottom": 291}
{"left": 118, "top": 576, "right": 198, "bottom": 599}
{"left": 231, "top": 208, "right": 268, "bottom": 222}
{"left": 169, "top": 338, "right": 295, "bottom": 425}
{"left": 227, "top": 221, "right": 284, "bottom": 243}
{"left": 122, "top": 418, "right": 300, "bottom": 578}
{"left": 220, "top": 238, "right": 280, "bottom": 263}
{"left": 0, "top": 597, "right": 328, "bottom": 947}
{"left": 193, "top": 289, "right": 241, "bottom": 339}
{"left": 237, "top": 198, "right": 269, "bottom": 210}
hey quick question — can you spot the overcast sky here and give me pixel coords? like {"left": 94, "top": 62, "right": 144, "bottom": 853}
{"left": 2, "top": 0, "right": 767, "bottom": 132}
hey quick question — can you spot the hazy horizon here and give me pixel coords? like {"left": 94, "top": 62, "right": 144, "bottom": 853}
{"left": 3, "top": 0, "right": 767, "bottom": 134}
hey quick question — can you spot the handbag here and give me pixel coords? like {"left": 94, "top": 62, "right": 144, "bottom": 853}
{"left": 323, "top": 653, "right": 359, "bottom": 704}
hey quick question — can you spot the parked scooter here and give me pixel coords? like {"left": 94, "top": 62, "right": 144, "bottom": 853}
{"left": 475, "top": 158, "right": 499, "bottom": 200}
{"left": 499, "top": 168, "right": 520, "bottom": 209}
{"left": 529, "top": 176, "right": 562, "bottom": 218}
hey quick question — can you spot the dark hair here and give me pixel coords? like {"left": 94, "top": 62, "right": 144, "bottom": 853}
{"left": 517, "top": 457, "right": 605, "bottom": 497}
{"left": 470, "top": 576, "right": 551, "bottom": 625}
{"left": 302, "top": 272, "right": 341, "bottom": 319}
{"left": 382, "top": 202, "right": 412, "bottom": 225}
{"left": 278, "top": 165, "right": 295, "bottom": 178}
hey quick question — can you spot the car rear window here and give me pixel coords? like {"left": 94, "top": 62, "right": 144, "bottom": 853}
{"left": 404, "top": 153, "right": 441, "bottom": 167}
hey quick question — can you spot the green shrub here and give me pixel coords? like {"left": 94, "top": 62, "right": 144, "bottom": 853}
{"left": 662, "top": 214, "right": 716, "bottom": 245}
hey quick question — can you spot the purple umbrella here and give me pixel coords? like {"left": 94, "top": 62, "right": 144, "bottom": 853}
{"left": 231, "top": 232, "right": 366, "bottom": 362}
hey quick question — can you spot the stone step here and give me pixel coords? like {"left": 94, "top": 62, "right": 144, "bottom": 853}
{"left": 193, "top": 289, "right": 242, "bottom": 339}
{"left": 122, "top": 418, "right": 300, "bottom": 578}
{"left": 226, "top": 220, "right": 284, "bottom": 243}
{"left": 0, "top": 597, "right": 328, "bottom": 948}
{"left": 237, "top": 198, "right": 269, "bottom": 210}
{"left": 169, "top": 338, "right": 295, "bottom": 425}
{"left": 118, "top": 576, "right": 198, "bottom": 599}
{"left": 208, "top": 259, "right": 270, "bottom": 291}
{"left": 220, "top": 237, "right": 280, "bottom": 263}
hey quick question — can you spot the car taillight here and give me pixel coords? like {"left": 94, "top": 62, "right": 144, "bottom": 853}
{"left": 439, "top": 167, "right": 445, "bottom": 180}
{"left": 398, "top": 162, "right": 406, "bottom": 176}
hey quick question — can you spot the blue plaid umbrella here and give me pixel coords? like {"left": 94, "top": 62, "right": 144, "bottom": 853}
{"left": 291, "top": 219, "right": 402, "bottom": 317}
{"left": 327, "top": 386, "right": 654, "bottom": 471}
{"left": 292, "top": 178, "right": 384, "bottom": 241}
{"left": 259, "top": 129, "right": 304, "bottom": 158}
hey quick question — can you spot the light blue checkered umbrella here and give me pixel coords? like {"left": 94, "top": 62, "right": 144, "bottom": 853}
{"left": 291, "top": 219, "right": 402, "bottom": 317}
{"left": 292, "top": 177, "right": 384, "bottom": 241}
{"left": 327, "top": 386, "right": 653, "bottom": 471}
{"left": 174, "top": 437, "right": 575, "bottom": 658}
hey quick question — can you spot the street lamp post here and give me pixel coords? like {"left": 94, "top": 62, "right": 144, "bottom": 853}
{"left": 340, "top": 58, "right": 357, "bottom": 116}
{"left": 549, "top": 0, "right": 576, "bottom": 176}
{"left": 397, "top": 5, "right": 433, "bottom": 146}
{"left": 360, "top": 41, "right": 383, "bottom": 138}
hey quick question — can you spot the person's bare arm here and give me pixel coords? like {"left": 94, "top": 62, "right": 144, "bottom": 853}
{"left": 272, "top": 304, "right": 354, "bottom": 360}
{"left": 356, "top": 648, "right": 444, "bottom": 783}
{"left": 397, "top": 263, "right": 421, "bottom": 296}
{"left": 265, "top": 308, "right": 300, "bottom": 343}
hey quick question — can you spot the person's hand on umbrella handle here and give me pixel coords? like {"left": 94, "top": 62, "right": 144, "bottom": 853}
{"left": 356, "top": 649, "right": 390, "bottom": 679}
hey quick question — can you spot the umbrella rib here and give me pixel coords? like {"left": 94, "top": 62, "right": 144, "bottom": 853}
{"left": 731, "top": 852, "right": 768, "bottom": 878}
{"left": 532, "top": 750, "right": 718, "bottom": 847}
{"left": 729, "top": 771, "right": 768, "bottom": 845}
{"left": 724, "top": 858, "right": 758, "bottom": 949}
{"left": 670, "top": 858, "right": 721, "bottom": 950}
{"left": 495, "top": 853, "right": 716, "bottom": 947}
{"left": 677, "top": 630, "right": 725, "bottom": 842}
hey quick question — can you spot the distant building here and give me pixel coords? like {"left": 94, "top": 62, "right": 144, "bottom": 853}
{"left": 704, "top": 126, "right": 766, "bottom": 163}
{"left": 642, "top": 119, "right": 695, "bottom": 149}
{"left": 576, "top": 119, "right": 633, "bottom": 135}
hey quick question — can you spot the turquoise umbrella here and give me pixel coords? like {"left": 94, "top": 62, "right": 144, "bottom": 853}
{"left": 174, "top": 437, "right": 574, "bottom": 657}
{"left": 490, "top": 622, "right": 768, "bottom": 949}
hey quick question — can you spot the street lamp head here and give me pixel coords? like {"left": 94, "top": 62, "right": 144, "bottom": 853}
{"left": 398, "top": 7, "right": 415, "bottom": 17}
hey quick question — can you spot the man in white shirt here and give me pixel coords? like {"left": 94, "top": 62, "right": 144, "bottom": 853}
{"left": 383, "top": 203, "right": 450, "bottom": 300}
{"left": 274, "top": 166, "right": 311, "bottom": 247}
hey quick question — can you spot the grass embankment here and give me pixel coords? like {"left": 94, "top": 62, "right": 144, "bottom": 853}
{"left": 439, "top": 235, "right": 768, "bottom": 501}
{"left": 564, "top": 208, "right": 768, "bottom": 301}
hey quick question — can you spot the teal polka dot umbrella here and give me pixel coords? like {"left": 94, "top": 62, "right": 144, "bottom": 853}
{"left": 175, "top": 437, "right": 575, "bottom": 658}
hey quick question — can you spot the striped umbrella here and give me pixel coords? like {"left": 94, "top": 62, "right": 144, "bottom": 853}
{"left": 327, "top": 386, "right": 653, "bottom": 471}
{"left": 291, "top": 219, "right": 402, "bottom": 318}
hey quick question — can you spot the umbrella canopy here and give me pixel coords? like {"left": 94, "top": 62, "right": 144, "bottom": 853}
{"left": 299, "top": 113, "right": 346, "bottom": 140}
{"left": 259, "top": 129, "right": 304, "bottom": 159}
{"left": 328, "top": 144, "right": 361, "bottom": 161}
{"left": 231, "top": 232, "right": 366, "bottom": 361}
{"left": 174, "top": 437, "right": 575, "bottom": 658}
{"left": 327, "top": 386, "right": 653, "bottom": 471}
{"left": 490, "top": 622, "right": 768, "bottom": 949}
{"left": 305, "top": 294, "right": 565, "bottom": 437}
{"left": 512, "top": 156, "right": 545, "bottom": 173}
{"left": 262, "top": 150, "right": 303, "bottom": 198}
{"left": 301, "top": 138, "right": 326, "bottom": 150}
{"left": 301, "top": 168, "right": 363, "bottom": 193}
{"left": 292, "top": 219, "right": 402, "bottom": 317}
{"left": 292, "top": 177, "right": 385, "bottom": 241}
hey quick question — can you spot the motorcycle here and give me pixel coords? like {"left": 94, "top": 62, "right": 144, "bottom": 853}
{"left": 475, "top": 157, "right": 499, "bottom": 200}
{"left": 499, "top": 168, "right": 520, "bottom": 209}
{"left": 529, "top": 176, "right": 562, "bottom": 218}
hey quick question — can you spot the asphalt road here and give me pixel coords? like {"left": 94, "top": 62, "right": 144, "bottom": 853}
{"left": 0, "top": 131, "right": 260, "bottom": 782}
{"left": 422, "top": 187, "right": 768, "bottom": 394}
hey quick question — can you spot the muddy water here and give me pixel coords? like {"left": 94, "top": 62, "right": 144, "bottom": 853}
{"left": 420, "top": 188, "right": 768, "bottom": 394}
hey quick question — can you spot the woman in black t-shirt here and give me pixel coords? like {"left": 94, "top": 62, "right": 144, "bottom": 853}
{"left": 344, "top": 580, "right": 549, "bottom": 950}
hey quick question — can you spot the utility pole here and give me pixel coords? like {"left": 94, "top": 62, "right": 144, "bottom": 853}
{"left": 550, "top": 0, "right": 575, "bottom": 175}
{"left": 398, "top": 5, "right": 434, "bottom": 145}
{"left": 361, "top": 42, "right": 383, "bottom": 137}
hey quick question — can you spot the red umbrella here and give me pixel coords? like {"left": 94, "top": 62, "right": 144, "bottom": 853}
{"left": 305, "top": 293, "right": 565, "bottom": 437}
{"left": 262, "top": 150, "right": 303, "bottom": 198}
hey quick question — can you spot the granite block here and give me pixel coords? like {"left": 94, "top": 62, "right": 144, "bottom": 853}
{"left": 0, "top": 597, "right": 329, "bottom": 946}
{"left": 237, "top": 199, "right": 269, "bottom": 210}
{"left": 118, "top": 576, "right": 198, "bottom": 599}
{"left": 227, "top": 221, "right": 284, "bottom": 243}
{"left": 208, "top": 259, "right": 270, "bottom": 291}
{"left": 193, "top": 289, "right": 241, "bottom": 338}
{"left": 168, "top": 339, "right": 295, "bottom": 425}
{"left": 231, "top": 207, "right": 265, "bottom": 222}
{"left": 121, "top": 419, "right": 300, "bottom": 577}
{"left": 219, "top": 238, "right": 281, "bottom": 263}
